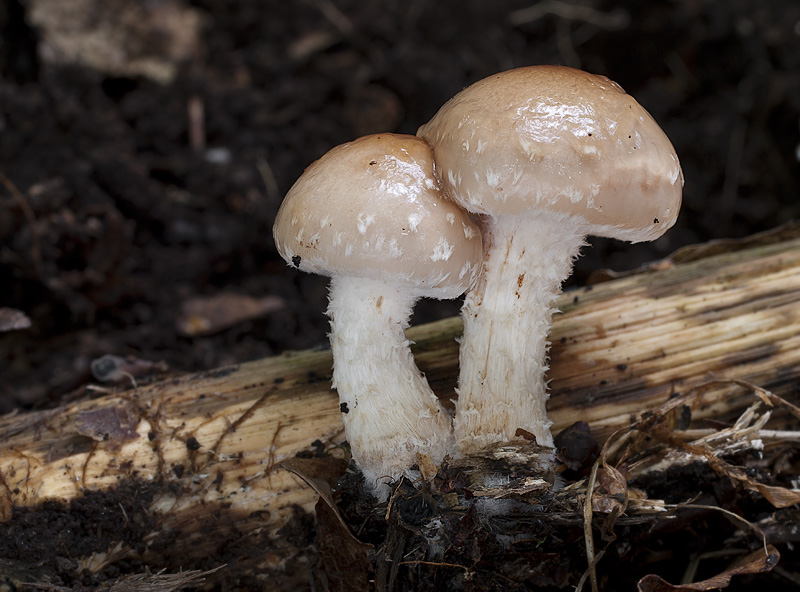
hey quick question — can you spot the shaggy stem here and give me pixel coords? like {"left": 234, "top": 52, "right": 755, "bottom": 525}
{"left": 327, "top": 275, "right": 454, "bottom": 497}
{"left": 454, "top": 213, "right": 586, "bottom": 454}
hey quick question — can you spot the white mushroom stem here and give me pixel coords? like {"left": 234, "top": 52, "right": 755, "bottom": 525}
{"left": 454, "top": 212, "right": 586, "bottom": 454}
{"left": 327, "top": 274, "right": 454, "bottom": 498}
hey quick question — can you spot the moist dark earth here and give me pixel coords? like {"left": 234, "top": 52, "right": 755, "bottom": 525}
{"left": 0, "top": 0, "right": 799, "bottom": 590}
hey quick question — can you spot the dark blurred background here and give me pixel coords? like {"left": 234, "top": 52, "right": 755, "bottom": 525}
{"left": 1, "top": 0, "right": 798, "bottom": 410}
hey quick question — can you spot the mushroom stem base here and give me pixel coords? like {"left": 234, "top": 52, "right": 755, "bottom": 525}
{"left": 327, "top": 275, "right": 454, "bottom": 497}
{"left": 455, "top": 212, "right": 586, "bottom": 454}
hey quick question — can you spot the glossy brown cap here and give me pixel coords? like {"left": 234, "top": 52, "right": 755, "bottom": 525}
{"left": 418, "top": 66, "right": 683, "bottom": 242}
{"left": 273, "top": 133, "right": 482, "bottom": 298}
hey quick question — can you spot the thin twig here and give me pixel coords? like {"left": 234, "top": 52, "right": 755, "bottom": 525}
{"left": 681, "top": 549, "right": 744, "bottom": 585}
{"left": 310, "top": 0, "right": 354, "bottom": 36}
{"left": 676, "top": 503, "right": 769, "bottom": 557}
{"left": 188, "top": 95, "right": 206, "bottom": 152}
{"left": 398, "top": 560, "right": 470, "bottom": 571}
{"left": 211, "top": 387, "right": 276, "bottom": 453}
{"left": 672, "top": 428, "right": 800, "bottom": 441}
{"left": 575, "top": 548, "right": 606, "bottom": 592}
{"left": 582, "top": 458, "right": 600, "bottom": 592}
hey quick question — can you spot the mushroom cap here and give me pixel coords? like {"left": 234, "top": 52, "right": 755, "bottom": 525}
{"left": 417, "top": 65, "right": 683, "bottom": 242}
{"left": 273, "top": 133, "right": 482, "bottom": 299}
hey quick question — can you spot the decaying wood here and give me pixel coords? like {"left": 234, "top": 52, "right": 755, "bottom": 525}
{"left": 1, "top": 234, "right": 800, "bottom": 565}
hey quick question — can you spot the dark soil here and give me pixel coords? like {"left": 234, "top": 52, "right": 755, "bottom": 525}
{"left": 0, "top": 481, "right": 163, "bottom": 586}
{"left": 0, "top": 477, "right": 320, "bottom": 591}
{"left": 0, "top": 0, "right": 799, "bottom": 590}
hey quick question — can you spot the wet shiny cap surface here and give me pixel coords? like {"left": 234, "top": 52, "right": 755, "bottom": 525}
{"left": 418, "top": 65, "right": 683, "bottom": 242}
{"left": 272, "top": 133, "right": 482, "bottom": 298}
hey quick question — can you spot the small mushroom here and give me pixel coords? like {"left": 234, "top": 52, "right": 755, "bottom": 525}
{"left": 418, "top": 66, "right": 683, "bottom": 455}
{"left": 273, "top": 133, "right": 482, "bottom": 497}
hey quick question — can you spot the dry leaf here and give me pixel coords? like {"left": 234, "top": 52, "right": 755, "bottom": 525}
{"left": 177, "top": 293, "right": 285, "bottom": 336}
{"left": 592, "top": 464, "right": 629, "bottom": 514}
{"left": 685, "top": 443, "right": 800, "bottom": 509}
{"left": 637, "top": 545, "right": 780, "bottom": 591}
{"left": 278, "top": 457, "right": 371, "bottom": 592}
{"left": 75, "top": 405, "right": 140, "bottom": 451}
{"left": 744, "top": 480, "right": 800, "bottom": 508}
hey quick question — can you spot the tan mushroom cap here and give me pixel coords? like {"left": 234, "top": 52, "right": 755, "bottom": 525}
{"left": 273, "top": 133, "right": 482, "bottom": 298}
{"left": 418, "top": 65, "right": 683, "bottom": 242}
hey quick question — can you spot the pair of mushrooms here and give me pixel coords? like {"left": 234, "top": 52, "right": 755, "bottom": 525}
{"left": 273, "top": 65, "right": 683, "bottom": 498}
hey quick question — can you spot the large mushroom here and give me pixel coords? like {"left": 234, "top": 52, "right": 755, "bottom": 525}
{"left": 273, "top": 133, "right": 482, "bottom": 497}
{"left": 418, "top": 65, "right": 683, "bottom": 455}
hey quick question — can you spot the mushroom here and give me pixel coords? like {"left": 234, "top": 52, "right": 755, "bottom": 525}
{"left": 273, "top": 133, "right": 482, "bottom": 497}
{"left": 417, "top": 65, "right": 683, "bottom": 455}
